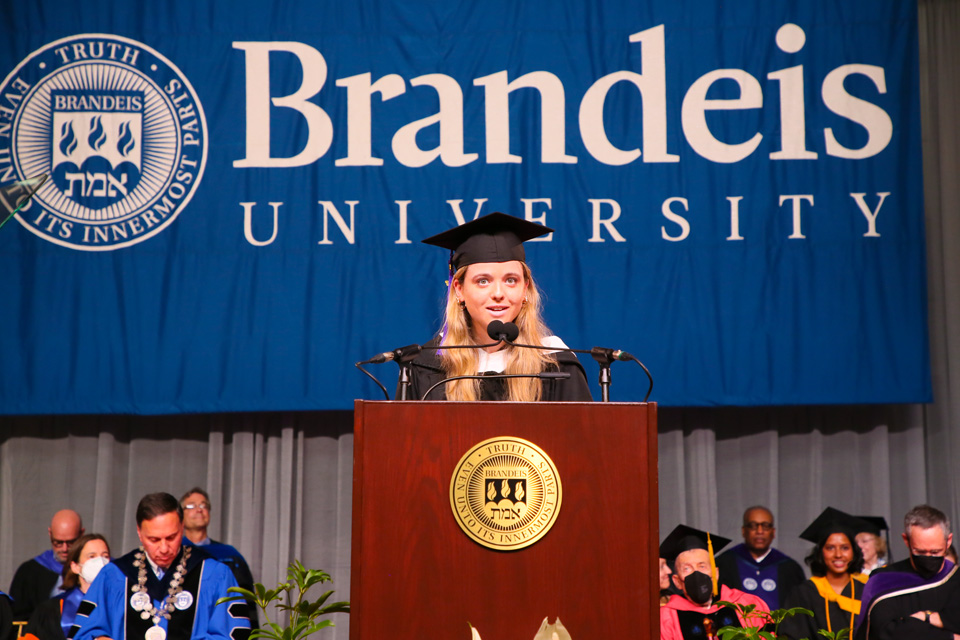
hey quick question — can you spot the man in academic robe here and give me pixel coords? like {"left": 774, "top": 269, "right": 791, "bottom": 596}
{"left": 178, "top": 488, "right": 257, "bottom": 628}
{"left": 74, "top": 493, "right": 250, "bottom": 640}
{"left": 716, "top": 505, "right": 806, "bottom": 610}
{"left": 855, "top": 504, "right": 960, "bottom": 640}
{"left": 9, "top": 510, "right": 84, "bottom": 620}
{"left": 660, "top": 525, "right": 770, "bottom": 640}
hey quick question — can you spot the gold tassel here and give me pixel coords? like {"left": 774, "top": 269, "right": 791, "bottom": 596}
{"left": 708, "top": 533, "right": 718, "bottom": 596}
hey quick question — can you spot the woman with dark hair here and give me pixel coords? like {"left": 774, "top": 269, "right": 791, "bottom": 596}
{"left": 23, "top": 534, "right": 111, "bottom": 640}
{"left": 399, "top": 212, "right": 592, "bottom": 402}
{"left": 779, "top": 508, "right": 868, "bottom": 640}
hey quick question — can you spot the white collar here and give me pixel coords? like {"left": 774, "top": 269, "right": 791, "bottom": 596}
{"left": 145, "top": 553, "right": 165, "bottom": 579}
{"left": 476, "top": 335, "right": 567, "bottom": 373}
{"left": 750, "top": 548, "right": 773, "bottom": 563}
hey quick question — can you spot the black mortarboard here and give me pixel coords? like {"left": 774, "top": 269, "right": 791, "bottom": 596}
{"left": 421, "top": 212, "right": 554, "bottom": 273}
{"left": 659, "top": 524, "right": 732, "bottom": 566}
{"left": 799, "top": 507, "right": 871, "bottom": 544}
{"left": 660, "top": 525, "right": 731, "bottom": 597}
{"left": 855, "top": 516, "right": 888, "bottom": 537}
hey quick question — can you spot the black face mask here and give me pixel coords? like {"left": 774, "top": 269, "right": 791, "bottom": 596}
{"left": 911, "top": 554, "right": 944, "bottom": 579}
{"left": 684, "top": 571, "right": 714, "bottom": 605}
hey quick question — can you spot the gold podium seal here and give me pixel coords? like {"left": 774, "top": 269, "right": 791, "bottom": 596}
{"left": 449, "top": 436, "right": 562, "bottom": 551}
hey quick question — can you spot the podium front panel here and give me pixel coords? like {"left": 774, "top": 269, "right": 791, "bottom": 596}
{"left": 351, "top": 400, "right": 658, "bottom": 640}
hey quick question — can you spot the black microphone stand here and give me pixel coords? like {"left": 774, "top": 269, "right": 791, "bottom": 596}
{"left": 393, "top": 345, "right": 425, "bottom": 401}
{"left": 590, "top": 347, "right": 615, "bottom": 402}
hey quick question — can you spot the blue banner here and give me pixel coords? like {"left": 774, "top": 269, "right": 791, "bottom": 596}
{"left": 0, "top": 0, "right": 929, "bottom": 413}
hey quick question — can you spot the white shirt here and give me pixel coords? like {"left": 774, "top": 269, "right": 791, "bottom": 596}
{"left": 476, "top": 335, "right": 567, "bottom": 372}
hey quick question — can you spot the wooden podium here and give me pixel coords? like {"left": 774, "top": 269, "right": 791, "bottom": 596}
{"left": 351, "top": 400, "right": 658, "bottom": 640}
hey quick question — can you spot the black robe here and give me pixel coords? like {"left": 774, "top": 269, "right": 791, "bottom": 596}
{"left": 855, "top": 559, "right": 960, "bottom": 640}
{"left": 396, "top": 336, "right": 593, "bottom": 401}
{"left": 8, "top": 559, "right": 59, "bottom": 620}
{"left": 23, "top": 593, "right": 68, "bottom": 640}
{"left": 779, "top": 577, "right": 866, "bottom": 640}
{"left": 1, "top": 592, "right": 15, "bottom": 640}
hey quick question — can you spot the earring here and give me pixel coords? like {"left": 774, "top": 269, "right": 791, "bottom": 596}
{"left": 458, "top": 298, "right": 465, "bottom": 308}
{"left": 523, "top": 296, "right": 528, "bottom": 305}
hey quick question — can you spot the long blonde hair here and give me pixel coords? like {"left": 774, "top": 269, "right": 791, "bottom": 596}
{"left": 439, "top": 263, "right": 557, "bottom": 401}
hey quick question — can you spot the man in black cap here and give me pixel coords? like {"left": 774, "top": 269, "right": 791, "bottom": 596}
{"left": 716, "top": 505, "right": 806, "bottom": 611}
{"left": 660, "top": 525, "right": 770, "bottom": 640}
{"left": 400, "top": 212, "right": 592, "bottom": 402}
{"left": 855, "top": 504, "right": 960, "bottom": 640}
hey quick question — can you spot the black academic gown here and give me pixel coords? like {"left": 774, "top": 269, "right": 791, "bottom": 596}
{"left": 855, "top": 560, "right": 960, "bottom": 640}
{"left": 8, "top": 558, "right": 59, "bottom": 620}
{"left": 1, "top": 592, "right": 15, "bottom": 640}
{"left": 397, "top": 336, "right": 593, "bottom": 401}
{"left": 779, "top": 577, "right": 866, "bottom": 640}
{"left": 23, "top": 593, "right": 68, "bottom": 640}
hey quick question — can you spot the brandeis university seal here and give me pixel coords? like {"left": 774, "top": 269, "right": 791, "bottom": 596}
{"left": 450, "top": 437, "right": 562, "bottom": 551}
{"left": 0, "top": 34, "right": 207, "bottom": 250}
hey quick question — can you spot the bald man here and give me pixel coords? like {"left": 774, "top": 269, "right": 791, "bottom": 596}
{"left": 8, "top": 510, "right": 84, "bottom": 620}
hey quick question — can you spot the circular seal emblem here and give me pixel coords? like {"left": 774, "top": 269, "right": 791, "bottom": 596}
{"left": 742, "top": 578, "right": 758, "bottom": 591}
{"left": 761, "top": 578, "right": 777, "bottom": 592}
{"left": 0, "top": 33, "right": 207, "bottom": 250}
{"left": 449, "top": 436, "right": 562, "bottom": 551}
{"left": 174, "top": 590, "right": 194, "bottom": 610}
{"left": 130, "top": 591, "right": 151, "bottom": 611}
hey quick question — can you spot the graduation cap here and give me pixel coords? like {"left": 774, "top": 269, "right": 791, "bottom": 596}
{"left": 421, "top": 212, "right": 554, "bottom": 274}
{"left": 659, "top": 525, "right": 732, "bottom": 596}
{"left": 799, "top": 507, "right": 872, "bottom": 544}
{"left": 855, "top": 516, "right": 888, "bottom": 537}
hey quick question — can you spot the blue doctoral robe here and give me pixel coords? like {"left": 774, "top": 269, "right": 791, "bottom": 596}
{"left": 74, "top": 546, "right": 249, "bottom": 640}
{"left": 716, "top": 543, "right": 807, "bottom": 610}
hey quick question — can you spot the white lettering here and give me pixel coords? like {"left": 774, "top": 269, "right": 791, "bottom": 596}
{"left": 233, "top": 42, "right": 333, "bottom": 167}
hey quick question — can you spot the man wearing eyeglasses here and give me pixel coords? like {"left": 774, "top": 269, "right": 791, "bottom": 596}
{"left": 8, "top": 510, "right": 84, "bottom": 620}
{"left": 179, "top": 489, "right": 257, "bottom": 628}
{"left": 716, "top": 505, "right": 806, "bottom": 610}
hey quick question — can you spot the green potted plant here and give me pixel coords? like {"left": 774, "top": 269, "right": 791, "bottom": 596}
{"left": 716, "top": 601, "right": 851, "bottom": 640}
{"left": 217, "top": 560, "right": 349, "bottom": 640}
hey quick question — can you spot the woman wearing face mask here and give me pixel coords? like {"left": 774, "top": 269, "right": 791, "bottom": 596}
{"left": 779, "top": 509, "right": 868, "bottom": 640}
{"left": 23, "top": 534, "right": 111, "bottom": 640}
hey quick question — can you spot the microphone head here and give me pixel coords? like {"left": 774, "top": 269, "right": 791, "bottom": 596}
{"left": 502, "top": 322, "right": 520, "bottom": 342}
{"left": 487, "top": 320, "right": 506, "bottom": 341}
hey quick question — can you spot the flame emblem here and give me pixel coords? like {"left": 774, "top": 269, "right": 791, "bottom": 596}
{"left": 501, "top": 480, "right": 511, "bottom": 499}
{"left": 487, "top": 481, "right": 496, "bottom": 501}
{"left": 514, "top": 482, "right": 525, "bottom": 502}
{"left": 88, "top": 115, "right": 106, "bottom": 151}
{"left": 59, "top": 121, "right": 77, "bottom": 156}
{"left": 117, "top": 121, "right": 136, "bottom": 157}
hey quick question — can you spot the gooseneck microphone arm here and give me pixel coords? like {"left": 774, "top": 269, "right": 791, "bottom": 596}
{"left": 355, "top": 340, "right": 503, "bottom": 401}
{"left": 421, "top": 372, "right": 571, "bottom": 401}
{"left": 486, "top": 321, "right": 654, "bottom": 402}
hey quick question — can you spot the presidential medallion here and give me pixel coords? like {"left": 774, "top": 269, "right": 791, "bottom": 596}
{"left": 450, "top": 436, "right": 562, "bottom": 551}
{"left": 144, "top": 625, "right": 166, "bottom": 640}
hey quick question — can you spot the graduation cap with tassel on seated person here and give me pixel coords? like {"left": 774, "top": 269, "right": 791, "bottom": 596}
{"left": 660, "top": 524, "right": 732, "bottom": 598}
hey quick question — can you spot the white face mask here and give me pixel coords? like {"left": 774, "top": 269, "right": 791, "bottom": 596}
{"left": 80, "top": 556, "right": 109, "bottom": 584}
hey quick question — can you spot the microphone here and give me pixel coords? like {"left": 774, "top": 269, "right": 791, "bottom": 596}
{"left": 358, "top": 343, "right": 423, "bottom": 365}
{"left": 486, "top": 320, "right": 520, "bottom": 343}
{"left": 480, "top": 324, "right": 652, "bottom": 402}
{"left": 421, "top": 372, "right": 571, "bottom": 401}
